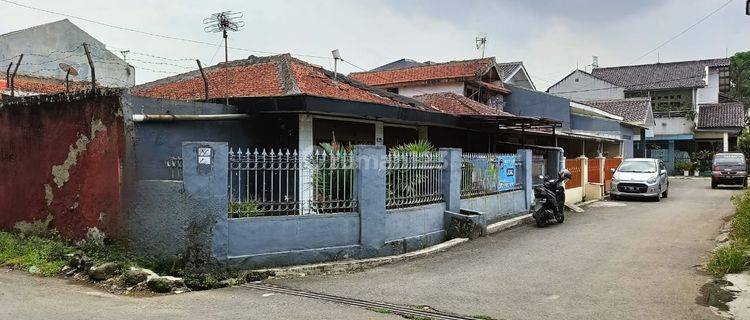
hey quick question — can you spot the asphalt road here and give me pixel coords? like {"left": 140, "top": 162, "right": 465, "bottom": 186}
{"left": 274, "top": 178, "right": 738, "bottom": 319}
{"left": 0, "top": 178, "right": 738, "bottom": 319}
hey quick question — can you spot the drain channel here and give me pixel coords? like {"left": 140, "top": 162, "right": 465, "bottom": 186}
{"left": 241, "top": 283, "right": 482, "bottom": 320}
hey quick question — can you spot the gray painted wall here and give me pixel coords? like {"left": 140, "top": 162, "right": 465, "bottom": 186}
{"left": 505, "top": 84, "right": 571, "bottom": 130}
{"left": 129, "top": 142, "right": 229, "bottom": 269}
{"left": 129, "top": 142, "right": 542, "bottom": 269}
{"left": 124, "top": 95, "right": 296, "bottom": 180}
{"left": 228, "top": 214, "right": 360, "bottom": 257}
{"left": 385, "top": 203, "right": 446, "bottom": 253}
{"left": 460, "top": 190, "right": 527, "bottom": 223}
{"left": 570, "top": 114, "right": 621, "bottom": 133}
{"left": 0, "top": 19, "right": 134, "bottom": 87}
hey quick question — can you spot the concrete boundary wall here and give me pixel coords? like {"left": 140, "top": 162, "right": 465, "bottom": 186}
{"left": 128, "top": 143, "right": 544, "bottom": 269}
{"left": 460, "top": 190, "right": 527, "bottom": 223}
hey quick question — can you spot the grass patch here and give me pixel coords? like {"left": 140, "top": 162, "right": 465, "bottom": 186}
{"left": 707, "top": 242, "right": 750, "bottom": 277}
{"left": 0, "top": 231, "right": 143, "bottom": 277}
{"left": 707, "top": 189, "right": 750, "bottom": 277}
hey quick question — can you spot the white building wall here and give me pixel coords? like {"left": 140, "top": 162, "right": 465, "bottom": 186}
{"left": 397, "top": 82, "right": 464, "bottom": 97}
{"left": 697, "top": 67, "right": 719, "bottom": 104}
{"left": 547, "top": 70, "right": 624, "bottom": 101}
{"left": 653, "top": 117, "right": 695, "bottom": 136}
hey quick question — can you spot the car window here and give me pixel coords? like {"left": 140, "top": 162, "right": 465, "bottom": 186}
{"left": 714, "top": 154, "right": 746, "bottom": 165}
{"left": 618, "top": 161, "right": 657, "bottom": 173}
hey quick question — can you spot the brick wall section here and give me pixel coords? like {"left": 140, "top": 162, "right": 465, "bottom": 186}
{"left": 0, "top": 91, "right": 128, "bottom": 239}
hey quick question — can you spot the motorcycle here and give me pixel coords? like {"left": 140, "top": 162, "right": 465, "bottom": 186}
{"left": 531, "top": 169, "right": 572, "bottom": 227}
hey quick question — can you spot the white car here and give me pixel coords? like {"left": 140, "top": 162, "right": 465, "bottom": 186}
{"left": 610, "top": 158, "right": 669, "bottom": 201}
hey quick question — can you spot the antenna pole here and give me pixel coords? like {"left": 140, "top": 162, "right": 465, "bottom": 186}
{"left": 10, "top": 54, "right": 23, "bottom": 97}
{"left": 5, "top": 62, "right": 12, "bottom": 88}
{"left": 82, "top": 43, "right": 96, "bottom": 91}
{"left": 196, "top": 59, "right": 209, "bottom": 101}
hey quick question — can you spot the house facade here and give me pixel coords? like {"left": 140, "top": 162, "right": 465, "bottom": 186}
{"left": 0, "top": 19, "right": 134, "bottom": 97}
{"left": 548, "top": 58, "right": 744, "bottom": 172}
{"left": 351, "top": 57, "right": 640, "bottom": 159}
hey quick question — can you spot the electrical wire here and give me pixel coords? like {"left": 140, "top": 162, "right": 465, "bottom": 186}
{"left": 628, "top": 0, "right": 735, "bottom": 64}
{"left": 0, "top": 0, "right": 331, "bottom": 61}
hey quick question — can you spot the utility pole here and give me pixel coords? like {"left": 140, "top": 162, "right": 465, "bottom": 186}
{"left": 82, "top": 43, "right": 96, "bottom": 91}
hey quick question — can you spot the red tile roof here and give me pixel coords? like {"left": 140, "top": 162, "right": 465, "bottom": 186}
{"left": 413, "top": 92, "right": 514, "bottom": 116}
{"left": 133, "top": 54, "right": 425, "bottom": 110}
{"left": 0, "top": 73, "right": 89, "bottom": 99}
{"left": 349, "top": 57, "right": 497, "bottom": 87}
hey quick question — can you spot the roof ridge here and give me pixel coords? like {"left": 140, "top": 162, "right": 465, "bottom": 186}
{"left": 350, "top": 56, "right": 495, "bottom": 75}
{"left": 277, "top": 54, "right": 301, "bottom": 95}
{"left": 593, "top": 58, "right": 730, "bottom": 71}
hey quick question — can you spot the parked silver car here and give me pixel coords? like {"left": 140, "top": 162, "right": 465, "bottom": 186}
{"left": 610, "top": 158, "right": 669, "bottom": 201}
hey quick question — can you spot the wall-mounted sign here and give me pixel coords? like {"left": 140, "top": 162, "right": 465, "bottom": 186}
{"left": 497, "top": 154, "right": 516, "bottom": 191}
{"left": 198, "top": 147, "right": 212, "bottom": 165}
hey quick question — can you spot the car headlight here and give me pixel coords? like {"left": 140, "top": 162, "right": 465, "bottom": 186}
{"left": 646, "top": 176, "right": 657, "bottom": 184}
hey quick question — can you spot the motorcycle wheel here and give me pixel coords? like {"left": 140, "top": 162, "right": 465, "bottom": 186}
{"left": 535, "top": 216, "right": 547, "bottom": 227}
{"left": 555, "top": 211, "right": 565, "bottom": 223}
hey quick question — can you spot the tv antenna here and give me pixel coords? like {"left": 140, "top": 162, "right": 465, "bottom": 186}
{"left": 203, "top": 11, "right": 245, "bottom": 63}
{"left": 58, "top": 63, "right": 78, "bottom": 93}
{"left": 475, "top": 33, "right": 487, "bottom": 58}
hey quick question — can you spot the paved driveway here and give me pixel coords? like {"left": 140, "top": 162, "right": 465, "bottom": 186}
{"left": 274, "top": 178, "right": 738, "bottom": 319}
{"left": 0, "top": 179, "right": 738, "bottom": 319}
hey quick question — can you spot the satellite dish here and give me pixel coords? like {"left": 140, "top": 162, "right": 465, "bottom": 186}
{"left": 58, "top": 63, "right": 78, "bottom": 76}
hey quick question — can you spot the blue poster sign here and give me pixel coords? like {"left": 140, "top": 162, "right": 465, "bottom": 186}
{"left": 497, "top": 155, "right": 516, "bottom": 191}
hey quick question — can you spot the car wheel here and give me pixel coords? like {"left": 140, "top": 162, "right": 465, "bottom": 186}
{"left": 744, "top": 179, "right": 748, "bottom": 189}
{"left": 654, "top": 186, "right": 661, "bottom": 202}
{"left": 662, "top": 187, "right": 668, "bottom": 198}
{"left": 610, "top": 194, "right": 618, "bottom": 201}
{"left": 711, "top": 181, "right": 717, "bottom": 189}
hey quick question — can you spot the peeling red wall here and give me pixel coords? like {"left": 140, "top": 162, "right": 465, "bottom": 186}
{"left": 0, "top": 93, "right": 127, "bottom": 239}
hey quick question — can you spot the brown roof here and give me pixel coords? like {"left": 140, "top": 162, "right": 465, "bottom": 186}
{"left": 413, "top": 92, "right": 513, "bottom": 116}
{"left": 0, "top": 73, "right": 89, "bottom": 99}
{"left": 580, "top": 98, "right": 653, "bottom": 126}
{"left": 133, "top": 54, "right": 427, "bottom": 110}
{"left": 697, "top": 102, "right": 745, "bottom": 129}
{"left": 591, "top": 58, "right": 730, "bottom": 91}
{"left": 348, "top": 57, "right": 496, "bottom": 87}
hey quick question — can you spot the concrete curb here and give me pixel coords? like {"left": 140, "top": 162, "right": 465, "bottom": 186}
{"left": 256, "top": 238, "right": 469, "bottom": 278}
{"left": 487, "top": 214, "right": 532, "bottom": 234}
{"left": 253, "top": 214, "right": 537, "bottom": 279}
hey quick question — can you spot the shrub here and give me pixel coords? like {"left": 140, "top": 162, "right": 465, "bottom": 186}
{"left": 675, "top": 160, "right": 692, "bottom": 172}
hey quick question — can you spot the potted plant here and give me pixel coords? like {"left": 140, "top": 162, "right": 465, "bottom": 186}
{"left": 690, "top": 150, "right": 715, "bottom": 177}
{"left": 675, "top": 160, "right": 691, "bottom": 177}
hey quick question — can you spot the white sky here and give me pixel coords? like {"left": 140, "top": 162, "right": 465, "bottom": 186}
{"left": 1, "top": 0, "right": 749, "bottom": 89}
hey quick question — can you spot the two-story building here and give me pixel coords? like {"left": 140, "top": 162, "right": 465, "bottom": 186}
{"left": 547, "top": 58, "right": 744, "bottom": 171}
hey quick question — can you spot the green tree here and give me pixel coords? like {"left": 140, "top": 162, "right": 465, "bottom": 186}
{"left": 738, "top": 129, "right": 750, "bottom": 159}
{"left": 730, "top": 51, "right": 750, "bottom": 106}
